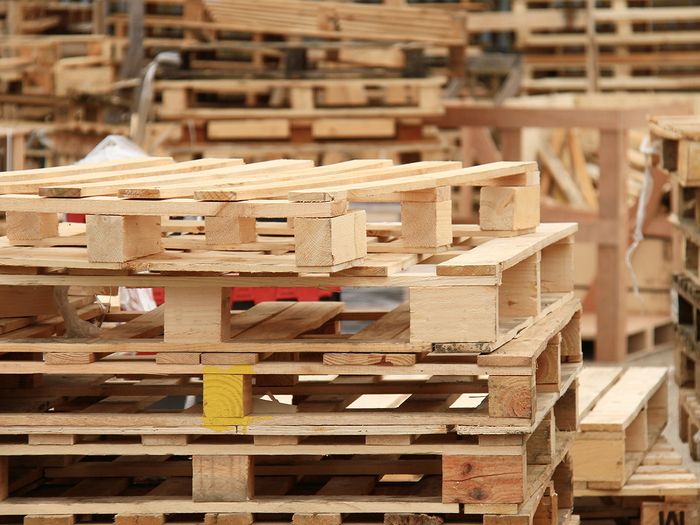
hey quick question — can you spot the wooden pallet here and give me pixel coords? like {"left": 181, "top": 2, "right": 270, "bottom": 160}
{"left": 0, "top": 289, "right": 581, "bottom": 421}
{"left": 574, "top": 436, "right": 700, "bottom": 525}
{"left": 161, "top": 135, "right": 456, "bottom": 165}
{"left": 580, "top": 313, "right": 674, "bottom": 356}
{"left": 155, "top": 77, "right": 445, "bottom": 122}
{"left": 678, "top": 389, "right": 700, "bottom": 462}
{"left": 572, "top": 366, "right": 669, "bottom": 490}
{"left": 469, "top": 2, "right": 700, "bottom": 93}
{"left": 0, "top": 157, "right": 577, "bottom": 354}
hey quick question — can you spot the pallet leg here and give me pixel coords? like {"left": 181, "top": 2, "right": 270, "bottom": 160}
{"left": 500, "top": 252, "right": 541, "bottom": 318}
{"left": 164, "top": 286, "right": 230, "bottom": 343}
{"left": 292, "top": 515, "right": 343, "bottom": 525}
{"left": 24, "top": 517, "right": 75, "bottom": 525}
{"left": 541, "top": 237, "right": 574, "bottom": 293}
{"left": 294, "top": 210, "right": 366, "bottom": 269}
{"left": 479, "top": 185, "right": 540, "bottom": 231}
{"left": 442, "top": 454, "right": 525, "bottom": 504}
{"left": 203, "top": 370, "right": 253, "bottom": 419}
{"left": 527, "top": 410, "right": 554, "bottom": 465}
{"left": 488, "top": 374, "right": 535, "bottom": 419}
{"left": 552, "top": 454, "right": 573, "bottom": 509}
{"left": 114, "top": 516, "right": 165, "bottom": 525}
{"left": 410, "top": 285, "right": 498, "bottom": 343}
{"left": 536, "top": 333, "right": 561, "bottom": 391}
{"left": 204, "top": 514, "right": 254, "bottom": 525}
{"left": 205, "top": 216, "right": 256, "bottom": 245}
{"left": 86, "top": 215, "right": 161, "bottom": 263}
{"left": 400, "top": 187, "right": 452, "bottom": 248}
{"left": 560, "top": 311, "right": 582, "bottom": 362}
{"left": 6, "top": 211, "right": 58, "bottom": 242}
{"left": 554, "top": 380, "right": 578, "bottom": 431}
{"left": 193, "top": 455, "right": 253, "bottom": 502}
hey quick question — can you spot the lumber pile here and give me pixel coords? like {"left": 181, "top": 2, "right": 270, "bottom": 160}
{"left": 0, "top": 156, "right": 583, "bottom": 523}
{"left": 0, "top": 1, "right": 467, "bottom": 169}
{"left": 573, "top": 365, "right": 700, "bottom": 525}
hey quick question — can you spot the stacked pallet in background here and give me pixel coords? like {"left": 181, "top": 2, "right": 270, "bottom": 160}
{"left": 154, "top": 77, "right": 453, "bottom": 164}
{"left": 467, "top": 1, "right": 700, "bottom": 94}
{"left": 649, "top": 115, "right": 700, "bottom": 462}
{"left": 573, "top": 366, "right": 700, "bottom": 525}
{"left": 0, "top": 156, "right": 581, "bottom": 523}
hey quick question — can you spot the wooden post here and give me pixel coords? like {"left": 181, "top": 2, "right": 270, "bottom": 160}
{"left": 86, "top": 215, "right": 162, "bottom": 263}
{"left": 164, "top": 287, "right": 230, "bottom": 343}
{"left": 596, "top": 128, "right": 628, "bottom": 361}
{"left": 193, "top": 455, "right": 253, "bottom": 502}
{"left": 6, "top": 212, "right": 58, "bottom": 242}
{"left": 442, "top": 454, "right": 526, "bottom": 504}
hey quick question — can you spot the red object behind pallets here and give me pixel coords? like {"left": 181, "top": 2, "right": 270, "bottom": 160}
{"left": 152, "top": 287, "right": 338, "bottom": 306}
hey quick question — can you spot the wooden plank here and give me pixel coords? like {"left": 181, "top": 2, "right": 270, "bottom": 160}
{"left": 437, "top": 223, "right": 577, "bottom": 276}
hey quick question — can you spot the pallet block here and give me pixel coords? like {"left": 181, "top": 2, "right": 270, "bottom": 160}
{"left": 86, "top": 215, "right": 162, "bottom": 263}
{"left": 480, "top": 185, "right": 540, "bottom": 231}
{"left": 5, "top": 211, "right": 58, "bottom": 242}
{"left": 294, "top": 210, "right": 367, "bottom": 269}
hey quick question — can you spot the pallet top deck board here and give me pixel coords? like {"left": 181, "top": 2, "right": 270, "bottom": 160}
{"left": 0, "top": 159, "right": 538, "bottom": 209}
{"left": 580, "top": 367, "right": 667, "bottom": 431}
{"left": 649, "top": 115, "right": 700, "bottom": 141}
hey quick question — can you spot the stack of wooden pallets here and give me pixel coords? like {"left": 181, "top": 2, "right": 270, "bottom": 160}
{"left": 649, "top": 115, "right": 700, "bottom": 460}
{"left": 0, "top": 156, "right": 582, "bottom": 524}
{"left": 154, "top": 77, "right": 451, "bottom": 164}
{"left": 573, "top": 366, "right": 700, "bottom": 525}
{"left": 468, "top": 0, "right": 700, "bottom": 94}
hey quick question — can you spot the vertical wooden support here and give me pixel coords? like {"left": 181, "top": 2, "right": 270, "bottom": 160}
{"left": 533, "top": 483, "right": 558, "bottom": 525}
{"left": 596, "top": 128, "right": 628, "bottom": 361}
{"left": 193, "top": 455, "right": 253, "bottom": 502}
{"left": 442, "top": 453, "right": 525, "bottom": 504}
{"left": 541, "top": 237, "right": 574, "bottom": 293}
{"left": 290, "top": 86, "right": 314, "bottom": 111}
{"left": 86, "top": 215, "right": 161, "bottom": 263}
{"left": 294, "top": 210, "right": 366, "bottom": 269}
{"left": 204, "top": 514, "right": 254, "bottom": 525}
{"left": 536, "top": 333, "right": 561, "bottom": 391}
{"left": 6, "top": 212, "right": 58, "bottom": 242}
{"left": 499, "top": 253, "right": 541, "bottom": 318}
{"left": 24, "top": 517, "right": 75, "bottom": 525}
{"left": 410, "top": 285, "right": 498, "bottom": 343}
{"left": 554, "top": 380, "right": 578, "bottom": 431}
{"left": 164, "top": 287, "right": 230, "bottom": 343}
{"left": 205, "top": 216, "right": 257, "bottom": 245}
{"left": 527, "top": 411, "right": 555, "bottom": 465}
{"left": 400, "top": 187, "right": 452, "bottom": 248}
{"left": 625, "top": 408, "right": 649, "bottom": 453}
{"left": 114, "top": 516, "right": 165, "bottom": 525}
{"left": 0, "top": 456, "right": 7, "bottom": 501}
{"left": 560, "top": 311, "right": 582, "bottom": 362}
{"left": 488, "top": 374, "right": 535, "bottom": 419}
{"left": 479, "top": 185, "right": 540, "bottom": 231}
{"left": 552, "top": 454, "right": 574, "bottom": 509}
{"left": 203, "top": 371, "right": 253, "bottom": 419}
